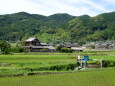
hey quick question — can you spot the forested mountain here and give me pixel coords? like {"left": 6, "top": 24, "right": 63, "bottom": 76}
{"left": 0, "top": 12, "right": 75, "bottom": 42}
{"left": 0, "top": 12, "right": 115, "bottom": 44}
{"left": 68, "top": 12, "right": 115, "bottom": 43}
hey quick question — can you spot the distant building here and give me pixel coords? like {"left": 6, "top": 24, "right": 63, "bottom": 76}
{"left": 95, "top": 42, "right": 113, "bottom": 50}
{"left": 84, "top": 41, "right": 114, "bottom": 50}
{"left": 23, "top": 37, "right": 55, "bottom": 52}
{"left": 71, "top": 47, "right": 83, "bottom": 52}
{"left": 56, "top": 42, "right": 83, "bottom": 51}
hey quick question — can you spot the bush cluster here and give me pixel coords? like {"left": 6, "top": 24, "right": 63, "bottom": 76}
{"left": 102, "top": 60, "right": 115, "bottom": 67}
{"left": 61, "top": 48, "right": 73, "bottom": 53}
{"left": 23, "top": 63, "right": 77, "bottom": 71}
{"left": 10, "top": 47, "right": 23, "bottom": 53}
{"left": 56, "top": 46, "right": 73, "bottom": 53}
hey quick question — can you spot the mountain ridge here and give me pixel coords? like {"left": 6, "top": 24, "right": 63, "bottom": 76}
{"left": 0, "top": 11, "right": 115, "bottom": 44}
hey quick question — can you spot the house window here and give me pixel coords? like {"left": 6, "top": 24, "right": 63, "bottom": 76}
{"left": 36, "top": 43, "right": 40, "bottom": 45}
{"left": 32, "top": 42, "right": 36, "bottom": 45}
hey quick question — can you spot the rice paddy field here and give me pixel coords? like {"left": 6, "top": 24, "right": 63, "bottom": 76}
{"left": 0, "top": 54, "right": 76, "bottom": 76}
{"left": 0, "top": 51, "right": 115, "bottom": 86}
{"left": 0, "top": 69, "right": 115, "bottom": 86}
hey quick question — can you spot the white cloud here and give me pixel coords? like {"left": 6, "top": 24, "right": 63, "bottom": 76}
{"left": 83, "top": 0, "right": 111, "bottom": 12}
{"left": 105, "top": 0, "right": 115, "bottom": 4}
{"left": 0, "top": 0, "right": 33, "bottom": 14}
{"left": 0, "top": 0, "right": 114, "bottom": 16}
{"left": 26, "top": 0, "right": 104, "bottom": 16}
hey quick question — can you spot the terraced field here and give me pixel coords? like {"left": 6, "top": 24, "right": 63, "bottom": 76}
{"left": 0, "top": 51, "right": 115, "bottom": 76}
{"left": 0, "top": 51, "right": 115, "bottom": 86}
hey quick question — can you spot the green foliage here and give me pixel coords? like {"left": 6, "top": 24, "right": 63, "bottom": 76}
{"left": 88, "top": 45, "right": 95, "bottom": 49}
{"left": 56, "top": 45, "right": 63, "bottom": 52}
{"left": 56, "top": 46, "right": 73, "bottom": 53}
{"left": 30, "top": 63, "right": 77, "bottom": 71}
{"left": 102, "top": 60, "right": 115, "bottom": 67}
{"left": 68, "top": 12, "right": 115, "bottom": 42}
{"left": 0, "top": 12, "right": 75, "bottom": 42}
{"left": 0, "top": 12, "right": 115, "bottom": 43}
{"left": 77, "top": 39, "right": 86, "bottom": 46}
{"left": 10, "top": 47, "right": 23, "bottom": 53}
{"left": 61, "top": 48, "right": 73, "bottom": 53}
{"left": 0, "top": 41, "right": 11, "bottom": 54}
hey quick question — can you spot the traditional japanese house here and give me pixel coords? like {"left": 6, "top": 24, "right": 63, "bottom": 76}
{"left": 23, "top": 37, "right": 55, "bottom": 52}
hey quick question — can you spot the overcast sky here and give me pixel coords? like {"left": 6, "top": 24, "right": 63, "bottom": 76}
{"left": 0, "top": 0, "right": 115, "bottom": 16}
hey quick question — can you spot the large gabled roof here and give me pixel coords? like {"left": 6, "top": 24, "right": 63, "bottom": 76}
{"left": 25, "top": 37, "right": 39, "bottom": 42}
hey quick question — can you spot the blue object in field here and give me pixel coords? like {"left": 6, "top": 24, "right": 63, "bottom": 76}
{"left": 83, "top": 56, "right": 89, "bottom": 61}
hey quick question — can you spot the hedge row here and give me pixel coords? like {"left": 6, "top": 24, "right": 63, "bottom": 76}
{"left": 102, "top": 60, "right": 115, "bottom": 67}
{"left": 90, "top": 60, "right": 115, "bottom": 67}
{"left": 22, "top": 63, "right": 78, "bottom": 71}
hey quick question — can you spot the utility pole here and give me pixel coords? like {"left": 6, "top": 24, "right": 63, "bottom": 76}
{"left": 100, "top": 58, "right": 103, "bottom": 68}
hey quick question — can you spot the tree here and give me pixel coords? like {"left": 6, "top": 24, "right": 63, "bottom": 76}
{"left": 0, "top": 41, "right": 11, "bottom": 54}
{"left": 61, "top": 48, "right": 73, "bottom": 53}
{"left": 56, "top": 44, "right": 63, "bottom": 52}
{"left": 88, "top": 44, "right": 95, "bottom": 49}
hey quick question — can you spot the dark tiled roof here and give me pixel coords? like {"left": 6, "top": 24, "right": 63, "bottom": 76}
{"left": 23, "top": 45, "right": 55, "bottom": 49}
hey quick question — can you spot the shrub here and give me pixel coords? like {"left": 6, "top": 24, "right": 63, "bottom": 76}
{"left": 88, "top": 45, "right": 95, "bottom": 49}
{"left": 56, "top": 45, "right": 63, "bottom": 52}
{"left": 0, "top": 41, "right": 11, "bottom": 54}
{"left": 10, "top": 47, "right": 23, "bottom": 53}
{"left": 23, "top": 63, "right": 78, "bottom": 71}
{"left": 66, "top": 63, "right": 77, "bottom": 70}
{"left": 61, "top": 48, "right": 73, "bottom": 53}
{"left": 102, "top": 60, "right": 115, "bottom": 67}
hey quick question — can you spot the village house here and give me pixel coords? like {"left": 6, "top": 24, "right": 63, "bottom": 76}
{"left": 93, "top": 42, "right": 113, "bottom": 50}
{"left": 56, "top": 42, "right": 83, "bottom": 51}
{"left": 82, "top": 41, "right": 114, "bottom": 50}
{"left": 23, "top": 37, "right": 55, "bottom": 52}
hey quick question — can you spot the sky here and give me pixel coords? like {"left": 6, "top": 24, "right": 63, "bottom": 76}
{"left": 0, "top": 0, "right": 115, "bottom": 16}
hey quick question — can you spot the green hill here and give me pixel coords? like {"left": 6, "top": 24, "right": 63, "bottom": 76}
{"left": 68, "top": 12, "right": 115, "bottom": 43}
{"left": 0, "top": 12, "right": 75, "bottom": 42}
{"left": 0, "top": 12, "right": 115, "bottom": 43}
